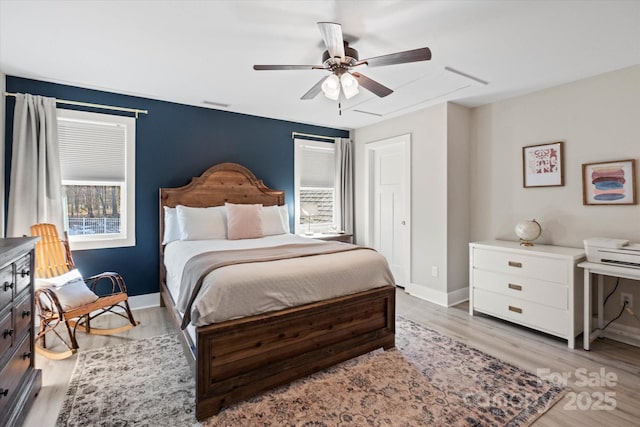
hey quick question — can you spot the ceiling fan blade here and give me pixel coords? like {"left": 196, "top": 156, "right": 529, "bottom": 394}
{"left": 351, "top": 72, "right": 393, "bottom": 97}
{"left": 357, "top": 47, "right": 431, "bottom": 68}
{"left": 301, "top": 76, "right": 328, "bottom": 100}
{"left": 317, "top": 22, "right": 345, "bottom": 59}
{"left": 254, "top": 64, "right": 325, "bottom": 70}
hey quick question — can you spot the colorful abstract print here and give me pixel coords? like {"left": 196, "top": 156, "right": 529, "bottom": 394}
{"left": 591, "top": 165, "right": 626, "bottom": 201}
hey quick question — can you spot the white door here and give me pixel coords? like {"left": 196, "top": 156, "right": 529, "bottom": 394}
{"left": 365, "top": 135, "right": 410, "bottom": 286}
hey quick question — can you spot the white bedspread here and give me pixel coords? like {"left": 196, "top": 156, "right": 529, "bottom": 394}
{"left": 164, "top": 234, "right": 395, "bottom": 326}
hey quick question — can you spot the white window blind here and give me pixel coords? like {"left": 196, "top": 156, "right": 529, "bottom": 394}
{"left": 299, "top": 144, "right": 335, "bottom": 187}
{"left": 57, "top": 118, "right": 127, "bottom": 181}
{"left": 294, "top": 139, "right": 337, "bottom": 234}
{"left": 56, "top": 108, "right": 136, "bottom": 250}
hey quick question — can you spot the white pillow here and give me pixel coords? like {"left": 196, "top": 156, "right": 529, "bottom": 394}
{"left": 54, "top": 279, "right": 100, "bottom": 310}
{"left": 162, "top": 206, "right": 181, "bottom": 244}
{"left": 279, "top": 204, "right": 290, "bottom": 234}
{"left": 262, "top": 205, "right": 288, "bottom": 236}
{"left": 176, "top": 205, "right": 227, "bottom": 240}
{"left": 35, "top": 268, "right": 84, "bottom": 290}
{"left": 35, "top": 269, "right": 99, "bottom": 310}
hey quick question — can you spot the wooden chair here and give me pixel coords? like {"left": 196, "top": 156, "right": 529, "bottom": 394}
{"left": 31, "top": 223, "right": 138, "bottom": 359}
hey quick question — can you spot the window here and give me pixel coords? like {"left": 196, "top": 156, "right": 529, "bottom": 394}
{"left": 294, "top": 139, "right": 336, "bottom": 234}
{"left": 57, "top": 109, "right": 135, "bottom": 250}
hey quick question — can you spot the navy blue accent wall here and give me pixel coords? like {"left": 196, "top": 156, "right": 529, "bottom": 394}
{"left": 4, "top": 76, "right": 348, "bottom": 296}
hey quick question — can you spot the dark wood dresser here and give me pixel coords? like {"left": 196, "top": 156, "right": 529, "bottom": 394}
{"left": 0, "top": 238, "right": 41, "bottom": 427}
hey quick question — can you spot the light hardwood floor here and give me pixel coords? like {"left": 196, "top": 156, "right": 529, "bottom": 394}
{"left": 23, "top": 289, "right": 640, "bottom": 427}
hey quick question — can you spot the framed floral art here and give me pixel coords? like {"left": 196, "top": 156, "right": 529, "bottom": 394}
{"left": 522, "top": 141, "right": 564, "bottom": 188}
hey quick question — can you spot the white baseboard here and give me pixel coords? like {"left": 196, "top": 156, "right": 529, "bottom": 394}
{"left": 128, "top": 292, "right": 161, "bottom": 310}
{"left": 447, "top": 287, "right": 469, "bottom": 307}
{"left": 405, "top": 283, "right": 448, "bottom": 307}
{"left": 593, "top": 316, "right": 640, "bottom": 348}
{"left": 404, "top": 283, "right": 469, "bottom": 308}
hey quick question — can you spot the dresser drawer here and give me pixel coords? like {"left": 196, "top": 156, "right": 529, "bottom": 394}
{"left": 472, "top": 269, "right": 568, "bottom": 309}
{"left": 473, "top": 288, "right": 568, "bottom": 337}
{"left": 14, "top": 255, "right": 31, "bottom": 298}
{"left": 0, "top": 335, "right": 32, "bottom": 414}
{"left": 0, "top": 265, "right": 12, "bottom": 309}
{"left": 473, "top": 248, "right": 567, "bottom": 284}
{"left": 0, "top": 310, "right": 12, "bottom": 359}
{"left": 13, "top": 295, "right": 32, "bottom": 342}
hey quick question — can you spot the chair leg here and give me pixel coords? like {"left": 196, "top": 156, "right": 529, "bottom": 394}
{"left": 85, "top": 314, "right": 91, "bottom": 334}
{"left": 123, "top": 300, "right": 137, "bottom": 326}
{"left": 39, "top": 319, "right": 47, "bottom": 349}
{"left": 64, "top": 319, "right": 80, "bottom": 351}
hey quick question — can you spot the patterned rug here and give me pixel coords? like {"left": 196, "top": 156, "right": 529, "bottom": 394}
{"left": 56, "top": 317, "right": 564, "bottom": 426}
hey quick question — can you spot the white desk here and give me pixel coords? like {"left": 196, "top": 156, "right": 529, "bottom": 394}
{"left": 579, "top": 261, "right": 640, "bottom": 350}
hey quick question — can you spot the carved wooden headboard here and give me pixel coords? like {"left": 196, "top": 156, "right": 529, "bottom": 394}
{"left": 160, "top": 162, "right": 284, "bottom": 208}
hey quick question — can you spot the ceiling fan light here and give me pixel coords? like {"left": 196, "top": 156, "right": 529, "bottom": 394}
{"left": 340, "top": 73, "right": 359, "bottom": 99}
{"left": 321, "top": 74, "right": 341, "bottom": 100}
{"left": 323, "top": 87, "right": 340, "bottom": 100}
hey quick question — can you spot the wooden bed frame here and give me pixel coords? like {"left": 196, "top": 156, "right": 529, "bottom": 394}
{"left": 159, "top": 162, "right": 396, "bottom": 421}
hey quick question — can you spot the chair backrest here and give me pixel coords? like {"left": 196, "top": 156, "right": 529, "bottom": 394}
{"left": 30, "top": 223, "right": 76, "bottom": 279}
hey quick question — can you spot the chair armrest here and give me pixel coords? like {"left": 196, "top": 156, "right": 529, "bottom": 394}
{"left": 84, "top": 272, "right": 129, "bottom": 295}
{"left": 35, "top": 287, "right": 65, "bottom": 316}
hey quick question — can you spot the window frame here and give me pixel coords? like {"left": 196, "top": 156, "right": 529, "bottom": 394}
{"left": 56, "top": 108, "right": 135, "bottom": 250}
{"left": 293, "top": 138, "right": 337, "bottom": 235}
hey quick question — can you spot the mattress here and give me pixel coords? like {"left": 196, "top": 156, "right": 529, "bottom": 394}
{"left": 164, "top": 234, "right": 395, "bottom": 332}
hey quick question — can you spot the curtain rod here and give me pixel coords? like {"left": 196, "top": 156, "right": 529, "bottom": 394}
{"left": 291, "top": 131, "right": 340, "bottom": 141}
{"left": 4, "top": 92, "right": 148, "bottom": 118}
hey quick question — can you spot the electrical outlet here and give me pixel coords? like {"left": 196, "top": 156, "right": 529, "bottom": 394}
{"left": 621, "top": 292, "right": 633, "bottom": 309}
{"left": 431, "top": 266, "right": 439, "bottom": 277}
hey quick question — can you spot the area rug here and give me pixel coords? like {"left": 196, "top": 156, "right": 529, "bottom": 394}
{"left": 56, "top": 317, "right": 565, "bottom": 426}
{"left": 55, "top": 334, "right": 196, "bottom": 427}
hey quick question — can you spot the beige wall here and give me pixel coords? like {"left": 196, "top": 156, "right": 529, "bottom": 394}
{"left": 354, "top": 102, "right": 471, "bottom": 305}
{"left": 355, "top": 65, "right": 639, "bottom": 325}
{"left": 470, "top": 65, "right": 640, "bottom": 326}
{"left": 446, "top": 103, "right": 471, "bottom": 294}
{"left": 470, "top": 65, "right": 640, "bottom": 245}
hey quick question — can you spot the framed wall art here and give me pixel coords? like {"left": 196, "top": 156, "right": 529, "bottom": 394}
{"left": 522, "top": 141, "right": 564, "bottom": 188}
{"left": 582, "top": 159, "right": 636, "bottom": 205}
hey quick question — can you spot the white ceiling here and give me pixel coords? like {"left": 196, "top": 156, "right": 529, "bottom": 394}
{"left": 1, "top": 0, "right": 639, "bottom": 130}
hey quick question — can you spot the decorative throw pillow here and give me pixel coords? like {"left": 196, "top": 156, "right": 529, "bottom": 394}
{"left": 262, "top": 205, "right": 288, "bottom": 236}
{"left": 35, "top": 268, "right": 84, "bottom": 290}
{"left": 226, "top": 203, "right": 263, "bottom": 240}
{"left": 176, "top": 205, "right": 227, "bottom": 240}
{"left": 35, "top": 269, "right": 99, "bottom": 311}
{"left": 162, "top": 206, "right": 181, "bottom": 244}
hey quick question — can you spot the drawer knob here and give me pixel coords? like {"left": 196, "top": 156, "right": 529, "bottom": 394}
{"left": 3, "top": 329, "right": 13, "bottom": 338}
{"left": 508, "top": 305, "right": 523, "bottom": 314}
{"left": 508, "top": 283, "right": 523, "bottom": 291}
{"left": 0, "top": 388, "right": 8, "bottom": 397}
{"left": 508, "top": 261, "right": 522, "bottom": 268}
{"left": 22, "top": 310, "right": 31, "bottom": 318}
{"left": 20, "top": 269, "right": 30, "bottom": 278}
{"left": 21, "top": 351, "right": 32, "bottom": 360}
{"left": 3, "top": 281, "right": 13, "bottom": 292}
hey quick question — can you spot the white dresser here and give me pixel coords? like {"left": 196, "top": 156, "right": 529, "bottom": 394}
{"left": 469, "top": 240, "right": 586, "bottom": 348}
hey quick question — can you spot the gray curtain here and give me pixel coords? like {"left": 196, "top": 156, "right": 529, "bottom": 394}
{"left": 7, "top": 93, "right": 64, "bottom": 237}
{"left": 334, "top": 137, "right": 353, "bottom": 234}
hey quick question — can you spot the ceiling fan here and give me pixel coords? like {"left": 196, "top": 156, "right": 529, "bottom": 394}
{"left": 253, "top": 22, "right": 431, "bottom": 101}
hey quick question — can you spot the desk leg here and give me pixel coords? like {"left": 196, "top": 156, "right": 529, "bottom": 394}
{"left": 597, "top": 275, "right": 605, "bottom": 338}
{"left": 584, "top": 269, "right": 592, "bottom": 350}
